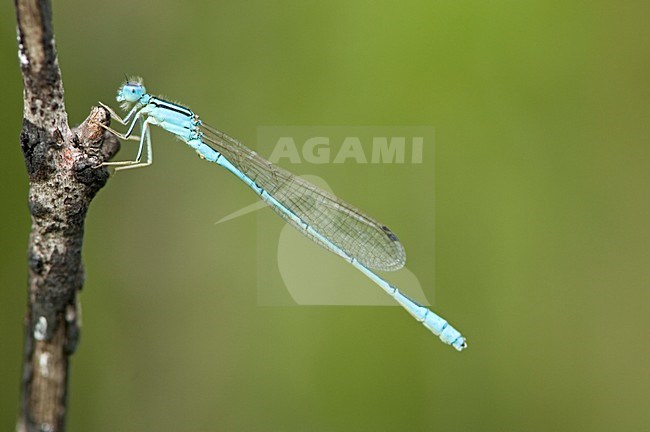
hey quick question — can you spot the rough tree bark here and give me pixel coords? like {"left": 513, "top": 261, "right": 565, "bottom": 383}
{"left": 15, "top": 1, "right": 119, "bottom": 431}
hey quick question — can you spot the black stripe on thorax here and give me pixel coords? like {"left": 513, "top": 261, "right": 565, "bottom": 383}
{"left": 150, "top": 97, "right": 194, "bottom": 116}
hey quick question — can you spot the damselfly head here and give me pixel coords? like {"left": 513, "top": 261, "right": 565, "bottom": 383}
{"left": 117, "top": 77, "right": 146, "bottom": 110}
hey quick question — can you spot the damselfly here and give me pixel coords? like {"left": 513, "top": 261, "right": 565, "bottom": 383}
{"left": 100, "top": 77, "right": 467, "bottom": 351}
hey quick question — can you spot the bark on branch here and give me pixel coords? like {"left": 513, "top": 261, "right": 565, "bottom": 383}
{"left": 15, "top": 1, "right": 119, "bottom": 431}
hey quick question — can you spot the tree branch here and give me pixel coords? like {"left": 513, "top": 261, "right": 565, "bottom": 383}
{"left": 15, "top": 1, "right": 119, "bottom": 431}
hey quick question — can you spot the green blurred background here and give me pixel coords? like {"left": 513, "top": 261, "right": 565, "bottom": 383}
{"left": 1, "top": 1, "right": 649, "bottom": 431}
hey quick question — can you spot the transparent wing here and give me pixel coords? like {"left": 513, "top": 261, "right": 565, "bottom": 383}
{"left": 200, "top": 124, "right": 406, "bottom": 271}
